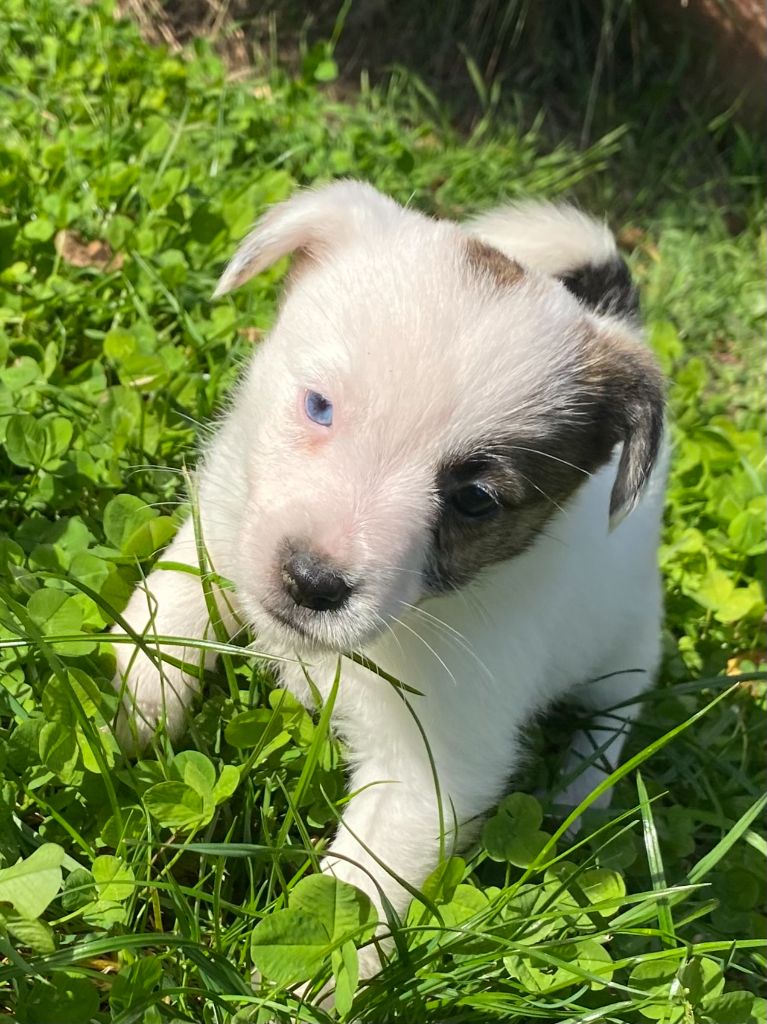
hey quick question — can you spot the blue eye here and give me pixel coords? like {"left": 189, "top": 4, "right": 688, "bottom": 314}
{"left": 304, "top": 390, "right": 333, "bottom": 427}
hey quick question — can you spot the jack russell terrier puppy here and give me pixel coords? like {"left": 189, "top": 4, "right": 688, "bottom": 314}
{"left": 112, "top": 180, "right": 666, "bottom": 975}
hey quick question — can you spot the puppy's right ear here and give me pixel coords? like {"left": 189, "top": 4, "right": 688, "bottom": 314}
{"left": 213, "top": 180, "right": 402, "bottom": 297}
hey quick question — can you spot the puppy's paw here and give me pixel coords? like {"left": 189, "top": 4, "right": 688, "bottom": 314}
{"left": 111, "top": 641, "right": 194, "bottom": 753}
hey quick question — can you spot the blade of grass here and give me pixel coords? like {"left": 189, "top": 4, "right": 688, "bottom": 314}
{"left": 688, "top": 792, "right": 767, "bottom": 883}
{"left": 636, "top": 770, "right": 676, "bottom": 948}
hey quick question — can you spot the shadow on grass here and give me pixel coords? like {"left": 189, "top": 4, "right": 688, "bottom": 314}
{"left": 119, "top": 0, "right": 765, "bottom": 222}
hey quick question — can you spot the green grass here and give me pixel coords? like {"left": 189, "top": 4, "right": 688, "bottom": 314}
{"left": 0, "top": 0, "right": 765, "bottom": 1021}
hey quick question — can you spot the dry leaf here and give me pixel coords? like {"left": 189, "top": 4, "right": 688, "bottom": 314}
{"left": 617, "top": 226, "right": 645, "bottom": 250}
{"left": 84, "top": 957, "right": 119, "bottom": 973}
{"left": 238, "top": 327, "right": 263, "bottom": 344}
{"left": 54, "top": 229, "right": 125, "bottom": 272}
{"left": 727, "top": 651, "right": 766, "bottom": 675}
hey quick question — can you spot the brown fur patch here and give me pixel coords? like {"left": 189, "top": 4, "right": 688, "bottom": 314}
{"left": 427, "top": 440, "right": 597, "bottom": 592}
{"left": 585, "top": 330, "right": 666, "bottom": 522}
{"left": 465, "top": 238, "right": 525, "bottom": 289}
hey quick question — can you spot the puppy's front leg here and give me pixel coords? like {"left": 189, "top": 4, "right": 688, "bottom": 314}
{"left": 111, "top": 515, "right": 240, "bottom": 750}
{"left": 317, "top": 721, "right": 493, "bottom": 978}
{"left": 321, "top": 778, "right": 442, "bottom": 974}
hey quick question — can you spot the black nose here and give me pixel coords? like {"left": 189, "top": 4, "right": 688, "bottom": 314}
{"left": 281, "top": 551, "right": 352, "bottom": 612}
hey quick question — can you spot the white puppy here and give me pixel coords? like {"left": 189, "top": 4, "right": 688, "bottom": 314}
{"left": 113, "top": 181, "right": 666, "bottom": 968}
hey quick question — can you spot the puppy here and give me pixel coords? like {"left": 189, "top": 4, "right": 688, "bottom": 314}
{"left": 112, "top": 181, "right": 666, "bottom": 973}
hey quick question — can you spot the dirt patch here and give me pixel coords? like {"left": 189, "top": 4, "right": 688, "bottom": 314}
{"left": 115, "top": 0, "right": 765, "bottom": 128}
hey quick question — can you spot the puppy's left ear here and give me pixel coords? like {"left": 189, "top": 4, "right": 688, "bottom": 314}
{"left": 213, "top": 180, "right": 402, "bottom": 297}
{"left": 594, "top": 329, "right": 666, "bottom": 528}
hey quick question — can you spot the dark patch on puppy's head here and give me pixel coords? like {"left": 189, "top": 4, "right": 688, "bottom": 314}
{"left": 559, "top": 257, "right": 640, "bottom": 322}
{"left": 426, "top": 447, "right": 585, "bottom": 591}
{"left": 425, "top": 326, "right": 665, "bottom": 593}
{"left": 588, "top": 332, "right": 666, "bottom": 522}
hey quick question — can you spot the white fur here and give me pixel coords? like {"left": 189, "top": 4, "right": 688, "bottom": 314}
{"left": 465, "top": 199, "right": 619, "bottom": 277}
{"left": 112, "top": 181, "right": 666, "bottom": 980}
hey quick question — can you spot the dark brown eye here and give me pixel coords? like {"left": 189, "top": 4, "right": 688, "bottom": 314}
{"left": 450, "top": 483, "right": 500, "bottom": 519}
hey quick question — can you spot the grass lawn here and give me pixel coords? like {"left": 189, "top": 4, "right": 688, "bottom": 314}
{"left": 0, "top": 0, "right": 764, "bottom": 1021}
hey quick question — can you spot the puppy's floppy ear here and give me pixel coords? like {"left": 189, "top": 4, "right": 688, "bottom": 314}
{"left": 213, "top": 180, "right": 402, "bottom": 297}
{"left": 591, "top": 328, "right": 666, "bottom": 528}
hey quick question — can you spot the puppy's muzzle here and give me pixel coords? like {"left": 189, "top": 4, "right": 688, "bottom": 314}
{"left": 281, "top": 550, "right": 352, "bottom": 612}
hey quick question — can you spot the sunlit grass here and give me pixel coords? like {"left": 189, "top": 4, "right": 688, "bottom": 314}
{"left": 0, "top": 0, "right": 764, "bottom": 1021}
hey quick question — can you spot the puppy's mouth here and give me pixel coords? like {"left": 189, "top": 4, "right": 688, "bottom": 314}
{"left": 261, "top": 595, "right": 395, "bottom": 654}
{"left": 262, "top": 603, "right": 351, "bottom": 652}
{"left": 265, "top": 606, "right": 319, "bottom": 641}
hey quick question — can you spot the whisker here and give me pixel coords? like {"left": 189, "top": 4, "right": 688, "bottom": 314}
{"left": 400, "top": 602, "right": 466, "bottom": 644}
{"left": 504, "top": 445, "right": 593, "bottom": 478}
{"left": 402, "top": 603, "right": 495, "bottom": 685}
{"left": 512, "top": 468, "right": 567, "bottom": 515}
{"left": 390, "top": 614, "right": 458, "bottom": 688}
{"left": 125, "top": 464, "right": 189, "bottom": 478}
{"left": 370, "top": 609, "right": 406, "bottom": 661}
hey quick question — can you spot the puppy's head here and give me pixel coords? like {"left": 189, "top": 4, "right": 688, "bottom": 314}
{"left": 215, "top": 182, "right": 664, "bottom": 652}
